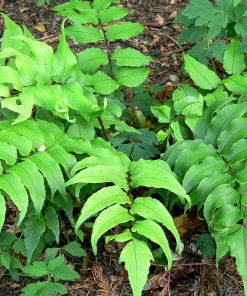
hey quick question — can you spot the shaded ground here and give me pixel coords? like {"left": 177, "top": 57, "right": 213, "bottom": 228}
{"left": 0, "top": 0, "right": 244, "bottom": 295}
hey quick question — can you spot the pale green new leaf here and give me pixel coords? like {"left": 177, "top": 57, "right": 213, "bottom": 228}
{"left": 0, "top": 193, "right": 6, "bottom": 231}
{"left": 67, "top": 165, "right": 129, "bottom": 192}
{"left": 226, "top": 226, "right": 247, "bottom": 292}
{"left": 53, "top": 22, "right": 77, "bottom": 83}
{"left": 93, "top": 0, "right": 120, "bottom": 10}
{"left": 106, "top": 22, "right": 144, "bottom": 41}
{"left": 130, "top": 197, "right": 181, "bottom": 249}
{"left": 132, "top": 220, "right": 173, "bottom": 269}
{"left": 0, "top": 142, "right": 17, "bottom": 165}
{"left": 223, "top": 74, "right": 247, "bottom": 95}
{"left": 119, "top": 238, "right": 153, "bottom": 296}
{"left": 112, "top": 48, "right": 152, "bottom": 67}
{"left": 15, "top": 36, "right": 54, "bottom": 83}
{"left": 130, "top": 159, "right": 189, "bottom": 204}
{"left": 28, "top": 152, "right": 66, "bottom": 198}
{"left": 184, "top": 54, "right": 221, "bottom": 90}
{"left": 223, "top": 38, "right": 245, "bottom": 74}
{"left": 65, "top": 25, "right": 104, "bottom": 44}
{"left": 0, "top": 66, "right": 21, "bottom": 90}
{"left": 91, "top": 204, "right": 134, "bottom": 254}
{"left": 75, "top": 185, "right": 131, "bottom": 231}
{"left": 99, "top": 7, "right": 129, "bottom": 25}
{"left": 0, "top": 173, "right": 28, "bottom": 225}
{"left": 7, "top": 160, "right": 46, "bottom": 215}
{"left": 85, "top": 71, "right": 119, "bottom": 95}
{"left": 106, "top": 229, "right": 133, "bottom": 243}
{"left": 114, "top": 67, "right": 149, "bottom": 87}
{"left": 1, "top": 13, "right": 23, "bottom": 50}
{"left": 76, "top": 48, "right": 108, "bottom": 73}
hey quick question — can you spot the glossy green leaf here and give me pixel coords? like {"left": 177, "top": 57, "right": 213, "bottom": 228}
{"left": 184, "top": 54, "right": 221, "bottom": 90}
{"left": 223, "top": 38, "right": 245, "bottom": 74}
{"left": 223, "top": 74, "right": 247, "bottom": 95}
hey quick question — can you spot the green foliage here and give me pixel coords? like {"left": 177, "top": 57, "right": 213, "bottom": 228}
{"left": 21, "top": 255, "right": 79, "bottom": 295}
{"left": 68, "top": 147, "right": 190, "bottom": 295}
{"left": 176, "top": 0, "right": 247, "bottom": 65}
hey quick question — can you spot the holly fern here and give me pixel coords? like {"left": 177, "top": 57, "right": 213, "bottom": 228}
{"left": 66, "top": 146, "right": 190, "bottom": 296}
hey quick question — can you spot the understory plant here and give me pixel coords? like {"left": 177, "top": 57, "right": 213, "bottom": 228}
{"left": 176, "top": 0, "right": 247, "bottom": 64}
{"left": 1, "top": 0, "right": 247, "bottom": 295}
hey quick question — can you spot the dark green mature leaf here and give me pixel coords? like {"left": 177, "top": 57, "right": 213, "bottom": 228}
{"left": 22, "top": 215, "right": 45, "bottom": 263}
{"left": 91, "top": 204, "right": 134, "bottom": 254}
{"left": 65, "top": 25, "right": 104, "bottom": 44}
{"left": 196, "top": 233, "right": 215, "bottom": 258}
{"left": 22, "top": 261, "right": 49, "bottom": 278}
{"left": 63, "top": 241, "right": 86, "bottom": 257}
{"left": 106, "top": 22, "right": 144, "bottom": 41}
{"left": 44, "top": 206, "right": 60, "bottom": 243}
{"left": 48, "top": 255, "right": 80, "bottom": 281}
{"left": 119, "top": 239, "right": 153, "bottom": 296}
{"left": 184, "top": 54, "right": 221, "bottom": 90}
{"left": 21, "top": 282, "right": 67, "bottom": 296}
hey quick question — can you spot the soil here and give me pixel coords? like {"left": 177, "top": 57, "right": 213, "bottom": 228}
{"left": 0, "top": 0, "right": 244, "bottom": 295}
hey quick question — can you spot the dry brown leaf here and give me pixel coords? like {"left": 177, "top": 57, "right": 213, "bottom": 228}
{"left": 168, "top": 11, "right": 178, "bottom": 20}
{"left": 155, "top": 14, "right": 165, "bottom": 26}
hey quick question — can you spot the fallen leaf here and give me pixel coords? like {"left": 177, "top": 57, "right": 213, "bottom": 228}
{"left": 155, "top": 15, "right": 165, "bottom": 26}
{"left": 34, "top": 23, "right": 46, "bottom": 33}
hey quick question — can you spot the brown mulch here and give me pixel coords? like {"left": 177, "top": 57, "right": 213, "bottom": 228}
{"left": 0, "top": 0, "right": 244, "bottom": 295}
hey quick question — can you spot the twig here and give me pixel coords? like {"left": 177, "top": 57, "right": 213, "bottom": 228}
{"left": 97, "top": 117, "right": 109, "bottom": 141}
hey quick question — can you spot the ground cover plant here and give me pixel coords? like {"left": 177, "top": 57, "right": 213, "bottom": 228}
{"left": 0, "top": 0, "right": 247, "bottom": 295}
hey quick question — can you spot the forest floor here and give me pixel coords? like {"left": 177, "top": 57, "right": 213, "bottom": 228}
{"left": 0, "top": 0, "right": 245, "bottom": 295}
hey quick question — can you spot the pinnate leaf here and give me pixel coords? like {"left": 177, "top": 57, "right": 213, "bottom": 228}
{"left": 106, "top": 22, "right": 144, "bottom": 41}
